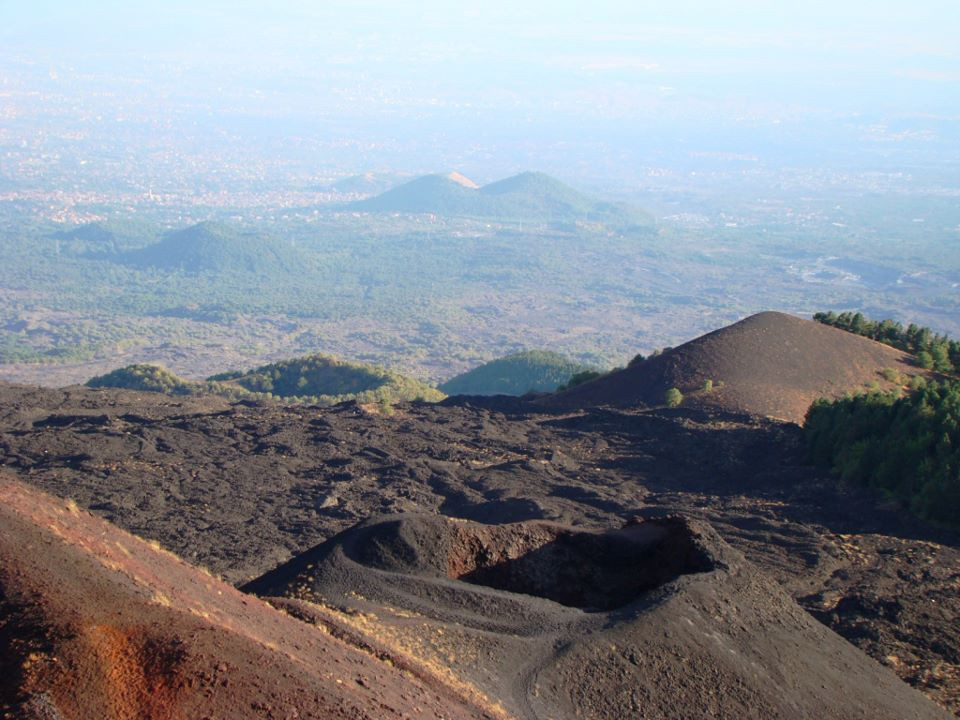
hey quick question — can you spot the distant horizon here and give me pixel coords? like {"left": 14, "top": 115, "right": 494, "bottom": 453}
{"left": 2, "top": 1, "right": 958, "bottom": 182}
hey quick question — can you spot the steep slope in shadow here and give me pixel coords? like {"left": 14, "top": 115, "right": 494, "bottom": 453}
{"left": 0, "top": 475, "right": 497, "bottom": 720}
{"left": 244, "top": 512, "right": 950, "bottom": 720}
{"left": 540, "top": 311, "right": 924, "bottom": 423}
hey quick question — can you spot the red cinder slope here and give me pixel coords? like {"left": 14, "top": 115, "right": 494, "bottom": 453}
{"left": 0, "top": 473, "right": 499, "bottom": 720}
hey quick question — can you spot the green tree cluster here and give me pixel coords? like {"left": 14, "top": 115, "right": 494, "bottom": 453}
{"left": 805, "top": 380, "right": 960, "bottom": 528}
{"left": 86, "top": 354, "right": 444, "bottom": 406}
{"left": 218, "top": 353, "right": 444, "bottom": 404}
{"left": 814, "top": 311, "right": 959, "bottom": 374}
{"left": 87, "top": 364, "right": 203, "bottom": 396}
{"left": 86, "top": 364, "right": 256, "bottom": 399}
{"left": 665, "top": 387, "right": 684, "bottom": 407}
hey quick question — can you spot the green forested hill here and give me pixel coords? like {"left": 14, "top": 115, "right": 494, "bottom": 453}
{"left": 352, "top": 175, "right": 478, "bottom": 215}
{"left": 87, "top": 355, "right": 444, "bottom": 406}
{"left": 124, "top": 221, "right": 308, "bottom": 275}
{"left": 352, "top": 171, "right": 652, "bottom": 226}
{"left": 211, "top": 354, "right": 444, "bottom": 404}
{"left": 477, "top": 171, "right": 644, "bottom": 223}
{"left": 53, "top": 220, "right": 157, "bottom": 256}
{"left": 439, "top": 350, "right": 597, "bottom": 396}
{"left": 86, "top": 364, "right": 244, "bottom": 397}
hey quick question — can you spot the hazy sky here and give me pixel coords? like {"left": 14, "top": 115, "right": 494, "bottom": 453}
{"left": 5, "top": 2, "right": 957, "bottom": 106}
{"left": 2, "top": 1, "right": 959, "bottom": 176}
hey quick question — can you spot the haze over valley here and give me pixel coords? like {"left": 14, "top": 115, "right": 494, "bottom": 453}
{"left": 2, "top": 2, "right": 959, "bottom": 387}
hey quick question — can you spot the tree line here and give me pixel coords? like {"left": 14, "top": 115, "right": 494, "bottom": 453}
{"left": 805, "top": 380, "right": 960, "bottom": 529}
{"left": 814, "top": 311, "right": 959, "bottom": 374}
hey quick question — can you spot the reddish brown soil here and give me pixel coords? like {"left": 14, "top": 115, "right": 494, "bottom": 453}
{"left": 542, "top": 311, "right": 923, "bottom": 422}
{"left": 0, "top": 475, "right": 501, "bottom": 720}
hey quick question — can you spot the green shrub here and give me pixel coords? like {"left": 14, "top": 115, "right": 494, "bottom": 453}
{"left": 664, "top": 387, "right": 684, "bottom": 408}
{"left": 881, "top": 367, "right": 902, "bottom": 384}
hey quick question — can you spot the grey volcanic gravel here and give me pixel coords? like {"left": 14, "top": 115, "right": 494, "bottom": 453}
{"left": 1, "top": 382, "right": 958, "bottom": 714}
{"left": 245, "top": 513, "right": 951, "bottom": 720}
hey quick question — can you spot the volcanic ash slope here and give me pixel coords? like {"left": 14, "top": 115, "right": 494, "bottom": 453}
{"left": 544, "top": 311, "right": 923, "bottom": 423}
{"left": 244, "top": 512, "right": 951, "bottom": 720}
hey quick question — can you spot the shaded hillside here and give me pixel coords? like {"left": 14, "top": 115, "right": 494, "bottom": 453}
{"left": 352, "top": 171, "right": 652, "bottom": 226}
{"left": 440, "top": 350, "right": 596, "bottom": 395}
{"left": 0, "top": 475, "right": 494, "bottom": 720}
{"left": 542, "top": 311, "right": 926, "bottom": 423}
{"left": 124, "top": 221, "right": 307, "bottom": 275}
{"left": 245, "top": 513, "right": 949, "bottom": 720}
